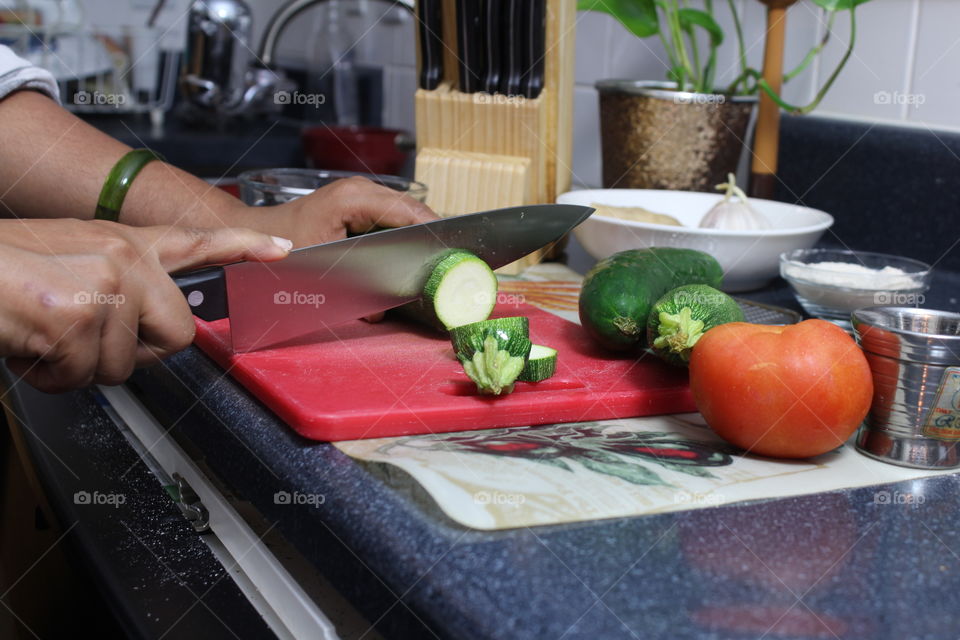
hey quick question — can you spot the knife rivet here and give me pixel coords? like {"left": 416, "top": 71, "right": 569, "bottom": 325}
{"left": 187, "top": 290, "right": 204, "bottom": 307}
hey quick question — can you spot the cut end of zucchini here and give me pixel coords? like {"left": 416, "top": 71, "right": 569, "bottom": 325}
{"left": 398, "top": 249, "right": 498, "bottom": 331}
{"left": 518, "top": 344, "right": 557, "bottom": 382}
{"left": 431, "top": 255, "right": 498, "bottom": 329}
{"left": 651, "top": 308, "right": 705, "bottom": 363}
{"left": 460, "top": 335, "right": 526, "bottom": 395}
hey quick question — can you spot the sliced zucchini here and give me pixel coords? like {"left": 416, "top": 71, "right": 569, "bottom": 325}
{"left": 518, "top": 344, "right": 557, "bottom": 382}
{"left": 646, "top": 284, "right": 745, "bottom": 366}
{"left": 398, "top": 249, "right": 498, "bottom": 330}
{"left": 450, "top": 317, "right": 531, "bottom": 395}
{"left": 449, "top": 316, "right": 531, "bottom": 358}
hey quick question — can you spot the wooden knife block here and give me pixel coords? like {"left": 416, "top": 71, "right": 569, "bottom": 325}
{"left": 413, "top": 0, "right": 576, "bottom": 274}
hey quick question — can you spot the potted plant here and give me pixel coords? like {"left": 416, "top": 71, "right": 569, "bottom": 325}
{"left": 579, "top": 0, "right": 872, "bottom": 192}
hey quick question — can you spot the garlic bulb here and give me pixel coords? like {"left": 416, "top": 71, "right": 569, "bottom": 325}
{"left": 699, "top": 173, "right": 771, "bottom": 230}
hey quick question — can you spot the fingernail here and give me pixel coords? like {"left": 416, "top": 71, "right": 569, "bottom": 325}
{"left": 271, "top": 236, "right": 294, "bottom": 251}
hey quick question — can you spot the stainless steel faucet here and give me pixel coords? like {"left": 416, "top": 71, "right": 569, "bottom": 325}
{"left": 181, "top": 0, "right": 412, "bottom": 118}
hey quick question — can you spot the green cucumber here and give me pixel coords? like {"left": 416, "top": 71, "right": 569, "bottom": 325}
{"left": 578, "top": 248, "right": 723, "bottom": 352}
{"left": 450, "top": 317, "right": 531, "bottom": 395}
{"left": 398, "top": 249, "right": 497, "bottom": 330}
{"left": 646, "top": 284, "right": 745, "bottom": 366}
{"left": 518, "top": 344, "right": 557, "bottom": 382}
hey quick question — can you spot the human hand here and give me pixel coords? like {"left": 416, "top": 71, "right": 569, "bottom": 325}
{"left": 0, "top": 219, "right": 291, "bottom": 392}
{"left": 237, "top": 175, "right": 438, "bottom": 248}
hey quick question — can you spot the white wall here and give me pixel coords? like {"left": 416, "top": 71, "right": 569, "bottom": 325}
{"left": 68, "top": 0, "right": 960, "bottom": 188}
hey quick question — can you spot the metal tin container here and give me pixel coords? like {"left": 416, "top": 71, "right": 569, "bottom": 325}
{"left": 596, "top": 80, "right": 756, "bottom": 192}
{"left": 853, "top": 307, "right": 960, "bottom": 469}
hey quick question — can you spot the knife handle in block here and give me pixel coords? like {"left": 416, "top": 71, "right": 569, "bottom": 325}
{"left": 173, "top": 266, "right": 228, "bottom": 322}
{"left": 417, "top": 0, "right": 443, "bottom": 90}
{"left": 521, "top": 0, "right": 546, "bottom": 99}
{"left": 481, "top": 0, "right": 501, "bottom": 94}
{"left": 499, "top": 0, "right": 524, "bottom": 96}
{"left": 455, "top": 0, "right": 483, "bottom": 93}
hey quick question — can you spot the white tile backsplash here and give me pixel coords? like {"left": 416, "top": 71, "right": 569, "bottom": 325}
{"left": 907, "top": 0, "right": 960, "bottom": 130}
{"left": 813, "top": 0, "right": 916, "bottom": 121}
{"left": 573, "top": 12, "right": 610, "bottom": 85}
{"left": 572, "top": 86, "right": 602, "bottom": 188}
{"left": 605, "top": 17, "right": 670, "bottom": 82}
{"left": 383, "top": 64, "right": 416, "bottom": 133}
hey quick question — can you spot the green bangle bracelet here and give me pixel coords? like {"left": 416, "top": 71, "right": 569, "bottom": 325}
{"left": 95, "top": 149, "right": 165, "bottom": 222}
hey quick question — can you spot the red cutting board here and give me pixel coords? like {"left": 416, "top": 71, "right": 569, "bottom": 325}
{"left": 193, "top": 302, "right": 695, "bottom": 441}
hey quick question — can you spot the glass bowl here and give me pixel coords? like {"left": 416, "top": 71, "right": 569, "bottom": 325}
{"left": 779, "top": 249, "right": 932, "bottom": 328}
{"left": 238, "top": 168, "right": 427, "bottom": 207}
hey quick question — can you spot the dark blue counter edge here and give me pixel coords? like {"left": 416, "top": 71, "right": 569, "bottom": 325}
{"left": 3, "top": 372, "right": 275, "bottom": 640}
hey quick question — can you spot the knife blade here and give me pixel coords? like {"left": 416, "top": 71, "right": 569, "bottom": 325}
{"left": 174, "top": 204, "right": 593, "bottom": 352}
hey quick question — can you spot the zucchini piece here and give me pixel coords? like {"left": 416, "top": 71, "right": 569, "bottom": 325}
{"left": 646, "top": 284, "right": 745, "bottom": 366}
{"left": 517, "top": 344, "right": 557, "bottom": 382}
{"left": 398, "top": 249, "right": 498, "bottom": 330}
{"left": 578, "top": 248, "right": 723, "bottom": 352}
{"left": 450, "top": 317, "right": 532, "bottom": 395}
{"left": 458, "top": 337, "right": 527, "bottom": 395}
{"left": 449, "top": 316, "right": 531, "bottom": 358}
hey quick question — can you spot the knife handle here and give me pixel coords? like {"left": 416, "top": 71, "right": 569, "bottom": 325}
{"left": 173, "top": 266, "right": 228, "bottom": 322}
{"left": 481, "top": 0, "right": 501, "bottom": 94}
{"left": 521, "top": 0, "right": 546, "bottom": 99}
{"left": 455, "top": 0, "right": 483, "bottom": 93}
{"left": 499, "top": 0, "right": 523, "bottom": 96}
{"left": 417, "top": 0, "right": 443, "bottom": 90}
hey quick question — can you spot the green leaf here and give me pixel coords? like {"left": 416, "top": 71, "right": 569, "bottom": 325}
{"left": 810, "top": 0, "right": 872, "bottom": 9}
{"left": 677, "top": 8, "right": 723, "bottom": 46}
{"left": 532, "top": 457, "right": 573, "bottom": 472}
{"left": 578, "top": 0, "right": 659, "bottom": 38}
{"left": 578, "top": 456, "right": 670, "bottom": 486}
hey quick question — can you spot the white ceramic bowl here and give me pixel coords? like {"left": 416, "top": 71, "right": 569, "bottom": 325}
{"left": 559, "top": 189, "right": 834, "bottom": 292}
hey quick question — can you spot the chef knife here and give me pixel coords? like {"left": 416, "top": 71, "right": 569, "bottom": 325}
{"left": 173, "top": 204, "right": 594, "bottom": 352}
{"left": 417, "top": 0, "right": 443, "bottom": 90}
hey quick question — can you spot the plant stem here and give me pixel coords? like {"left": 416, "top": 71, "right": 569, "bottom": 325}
{"left": 681, "top": 0, "right": 704, "bottom": 91}
{"left": 703, "top": 0, "right": 716, "bottom": 90}
{"left": 784, "top": 10, "right": 836, "bottom": 83}
{"left": 757, "top": 6, "right": 857, "bottom": 115}
{"left": 727, "top": 0, "right": 747, "bottom": 94}
{"left": 667, "top": 3, "right": 697, "bottom": 90}
{"left": 657, "top": 18, "right": 683, "bottom": 84}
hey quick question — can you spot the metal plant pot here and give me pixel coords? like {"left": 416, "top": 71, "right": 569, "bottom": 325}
{"left": 597, "top": 80, "right": 756, "bottom": 192}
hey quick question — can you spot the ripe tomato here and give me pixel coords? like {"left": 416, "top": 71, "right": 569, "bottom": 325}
{"left": 688, "top": 319, "right": 873, "bottom": 458}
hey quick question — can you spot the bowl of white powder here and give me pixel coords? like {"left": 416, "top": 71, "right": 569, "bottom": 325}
{"left": 780, "top": 249, "right": 932, "bottom": 327}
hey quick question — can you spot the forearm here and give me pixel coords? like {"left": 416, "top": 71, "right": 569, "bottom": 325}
{"left": 0, "top": 90, "right": 246, "bottom": 227}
